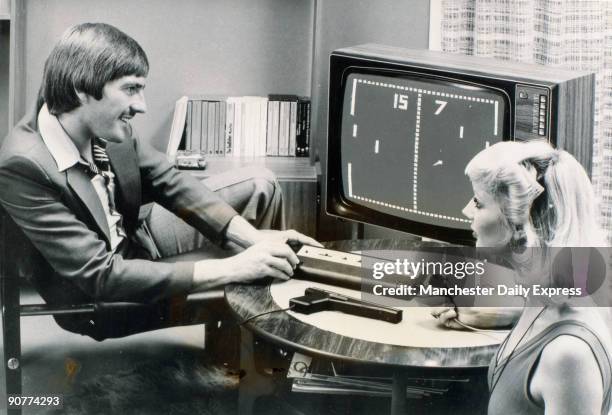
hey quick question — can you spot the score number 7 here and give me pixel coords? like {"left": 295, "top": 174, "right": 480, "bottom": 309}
{"left": 394, "top": 94, "right": 448, "bottom": 116}
{"left": 434, "top": 100, "right": 447, "bottom": 115}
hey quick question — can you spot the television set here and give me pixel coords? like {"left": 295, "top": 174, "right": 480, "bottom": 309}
{"left": 326, "top": 44, "right": 595, "bottom": 245}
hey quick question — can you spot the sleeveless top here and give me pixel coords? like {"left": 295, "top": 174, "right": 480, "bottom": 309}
{"left": 487, "top": 320, "right": 611, "bottom": 415}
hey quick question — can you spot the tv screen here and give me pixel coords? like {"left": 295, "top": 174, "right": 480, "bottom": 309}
{"left": 328, "top": 45, "right": 594, "bottom": 245}
{"left": 339, "top": 71, "right": 509, "bottom": 232}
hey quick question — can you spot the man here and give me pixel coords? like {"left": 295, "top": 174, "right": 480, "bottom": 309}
{"left": 0, "top": 23, "right": 319, "bottom": 340}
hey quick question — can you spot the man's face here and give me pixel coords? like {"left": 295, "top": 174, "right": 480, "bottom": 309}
{"left": 80, "top": 75, "right": 147, "bottom": 143}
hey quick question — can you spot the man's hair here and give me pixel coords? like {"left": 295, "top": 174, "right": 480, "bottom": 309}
{"left": 42, "top": 23, "right": 149, "bottom": 115}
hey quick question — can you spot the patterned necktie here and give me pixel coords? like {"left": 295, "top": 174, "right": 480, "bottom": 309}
{"left": 88, "top": 139, "right": 118, "bottom": 211}
{"left": 90, "top": 139, "right": 112, "bottom": 183}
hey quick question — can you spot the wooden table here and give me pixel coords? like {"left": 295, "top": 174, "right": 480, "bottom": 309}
{"left": 225, "top": 239, "right": 507, "bottom": 414}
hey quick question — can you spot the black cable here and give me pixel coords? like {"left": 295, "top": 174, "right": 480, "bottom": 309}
{"left": 238, "top": 305, "right": 295, "bottom": 326}
{"left": 489, "top": 306, "right": 546, "bottom": 395}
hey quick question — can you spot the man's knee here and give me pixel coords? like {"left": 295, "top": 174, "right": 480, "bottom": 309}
{"left": 239, "top": 167, "right": 284, "bottom": 229}
{"left": 200, "top": 166, "right": 284, "bottom": 229}
{"left": 249, "top": 167, "right": 281, "bottom": 198}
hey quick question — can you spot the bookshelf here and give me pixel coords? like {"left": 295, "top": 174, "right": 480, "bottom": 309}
{"left": 189, "top": 156, "right": 318, "bottom": 237}
{"left": 171, "top": 95, "right": 311, "bottom": 159}
{"left": 170, "top": 93, "right": 316, "bottom": 235}
{"left": 194, "top": 157, "right": 316, "bottom": 182}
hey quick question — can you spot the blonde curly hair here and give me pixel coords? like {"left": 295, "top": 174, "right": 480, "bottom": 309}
{"left": 465, "top": 140, "right": 607, "bottom": 248}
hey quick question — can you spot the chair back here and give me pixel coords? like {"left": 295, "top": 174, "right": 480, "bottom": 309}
{"left": 0, "top": 203, "right": 27, "bottom": 401}
{"left": 0, "top": 206, "right": 97, "bottom": 334}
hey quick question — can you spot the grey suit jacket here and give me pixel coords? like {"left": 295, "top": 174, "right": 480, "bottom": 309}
{"left": 0, "top": 102, "right": 238, "bottom": 316}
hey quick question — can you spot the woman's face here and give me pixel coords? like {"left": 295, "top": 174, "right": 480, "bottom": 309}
{"left": 462, "top": 181, "right": 512, "bottom": 247}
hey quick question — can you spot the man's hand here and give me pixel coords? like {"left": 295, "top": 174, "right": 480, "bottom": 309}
{"left": 192, "top": 239, "right": 303, "bottom": 291}
{"left": 219, "top": 239, "right": 299, "bottom": 282}
{"left": 224, "top": 215, "right": 323, "bottom": 249}
{"left": 255, "top": 229, "right": 323, "bottom": 249}
{"left": 193, "top": 214, "right": 324, "bottom": 292}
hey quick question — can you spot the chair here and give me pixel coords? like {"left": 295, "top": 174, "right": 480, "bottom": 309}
{"left": 0, "top": 208, "right": 235, "bottom": 415}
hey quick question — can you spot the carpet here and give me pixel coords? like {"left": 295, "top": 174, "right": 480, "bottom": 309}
{"left": 43, "top": 357, "right": 238, "bottom": 415}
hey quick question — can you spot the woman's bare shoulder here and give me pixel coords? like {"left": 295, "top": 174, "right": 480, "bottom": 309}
{"left": 530, "top": 334, "right": 605, "bottom": 415}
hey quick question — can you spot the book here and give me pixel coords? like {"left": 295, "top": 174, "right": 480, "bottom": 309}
{"left": 184, "top": 95, "right": 229, "bottom": 155}
{"left": 266, "top": 100, "right": 280, "bottom": 156}
{"left": 225, "top": 100, "right": 235, "bottom": 155}
{"left": 166, "top": 96, "right": 189, "bottom": 160}
{"left": 191, "top": 100, "right": 202, "bottom": 152}
{"left": 258, "top": 97, "right": 269, "bottom": 156}
{"left": 218, "top": 102, "right": 226, "bottom": 155}
{"left": 288, "top": 100, "right": 297, "bottom": 157}
{"left": 200, "top": 101, "right": 208, "bottom": 152}
{"left": 207, "top": 101, "right": 215, "bottom": 154}
{"left": 296, "top": 98, "right": 303, "bottom": 156}
{"left": 269, "top": 95, "right": 298, "bottom": 156}
{"left": 244, "top": 97, "right": 256, "bottom": 157}
{"left": 232, "top": 98, "right": 243, "bottom": 157}
{"left": 234, "top": 96, "right": 266, "bottom": 157}
{"left": 296, "top": 97, "right": 311, "bottom": 157}
{"left": 304, "top": 99, "right": 311, "bottom": 157}
{"left": 279, "top": 101, "right": 289, "bottom": 156}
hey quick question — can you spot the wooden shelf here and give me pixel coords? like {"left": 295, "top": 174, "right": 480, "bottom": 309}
{"left": 186, "top": 156, "right": 317, "bottom": 182}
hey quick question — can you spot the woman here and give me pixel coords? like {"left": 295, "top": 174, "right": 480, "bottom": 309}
{"left": 433, "top": 140, "right": 611, "bottom": 414}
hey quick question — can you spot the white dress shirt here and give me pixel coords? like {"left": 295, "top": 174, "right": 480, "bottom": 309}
{"left": 38, "top": 104, "right": 126, "bottom": 251}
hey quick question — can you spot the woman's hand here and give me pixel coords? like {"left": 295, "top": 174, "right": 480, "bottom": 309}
{"left": 431, "top": 306, "right": 521, "bottom": 329}
{"left": 431, "top": 306, "right": 463, "bottom": 329}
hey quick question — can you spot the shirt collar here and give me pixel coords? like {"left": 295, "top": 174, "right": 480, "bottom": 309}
{"left": 38, "top": 104, "right": 83, "bottom": 172}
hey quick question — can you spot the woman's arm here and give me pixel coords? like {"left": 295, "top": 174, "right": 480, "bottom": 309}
{"left": 530, "top": 335, "right": 605, "bottom": 415}
{"left": 431, "top": 306, "right": 522, "bottom": 329}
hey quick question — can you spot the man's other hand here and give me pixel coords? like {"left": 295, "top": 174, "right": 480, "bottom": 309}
{"left": 255, "top": 229, "right": 323, "bottom": 249}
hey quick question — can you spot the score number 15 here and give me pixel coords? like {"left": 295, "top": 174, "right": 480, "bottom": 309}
{"left": 393, "top": 93, "right": 408, "bottom": 110}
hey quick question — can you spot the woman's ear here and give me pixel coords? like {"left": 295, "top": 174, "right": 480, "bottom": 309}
{"left": 511, "top": 224, "right": 528, "bottom": 247}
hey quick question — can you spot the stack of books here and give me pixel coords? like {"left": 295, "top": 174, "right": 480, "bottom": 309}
{"left": 167, "top": 95, "right": 311, "bottom": 160}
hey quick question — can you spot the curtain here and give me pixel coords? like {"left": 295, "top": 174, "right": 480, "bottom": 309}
{"left": 440, "top": 0, "right": 612, "bottom": 239}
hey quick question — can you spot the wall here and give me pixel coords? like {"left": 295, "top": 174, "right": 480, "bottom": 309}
{"left": 310, "top": 0, "right": 431, "bottom": 240}
{"left": 21, "top": 0, "right": 314, "bottom": 150}
{"left": 0, "top": 21, "right": 9, "bottom": 139}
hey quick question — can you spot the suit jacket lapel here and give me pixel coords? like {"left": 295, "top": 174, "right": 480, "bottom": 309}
{"left": 106, "top": 139, "right": 141, "bottom": 229}
{"left": 66, "top": 166, "right": 112, "bottom": 245}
